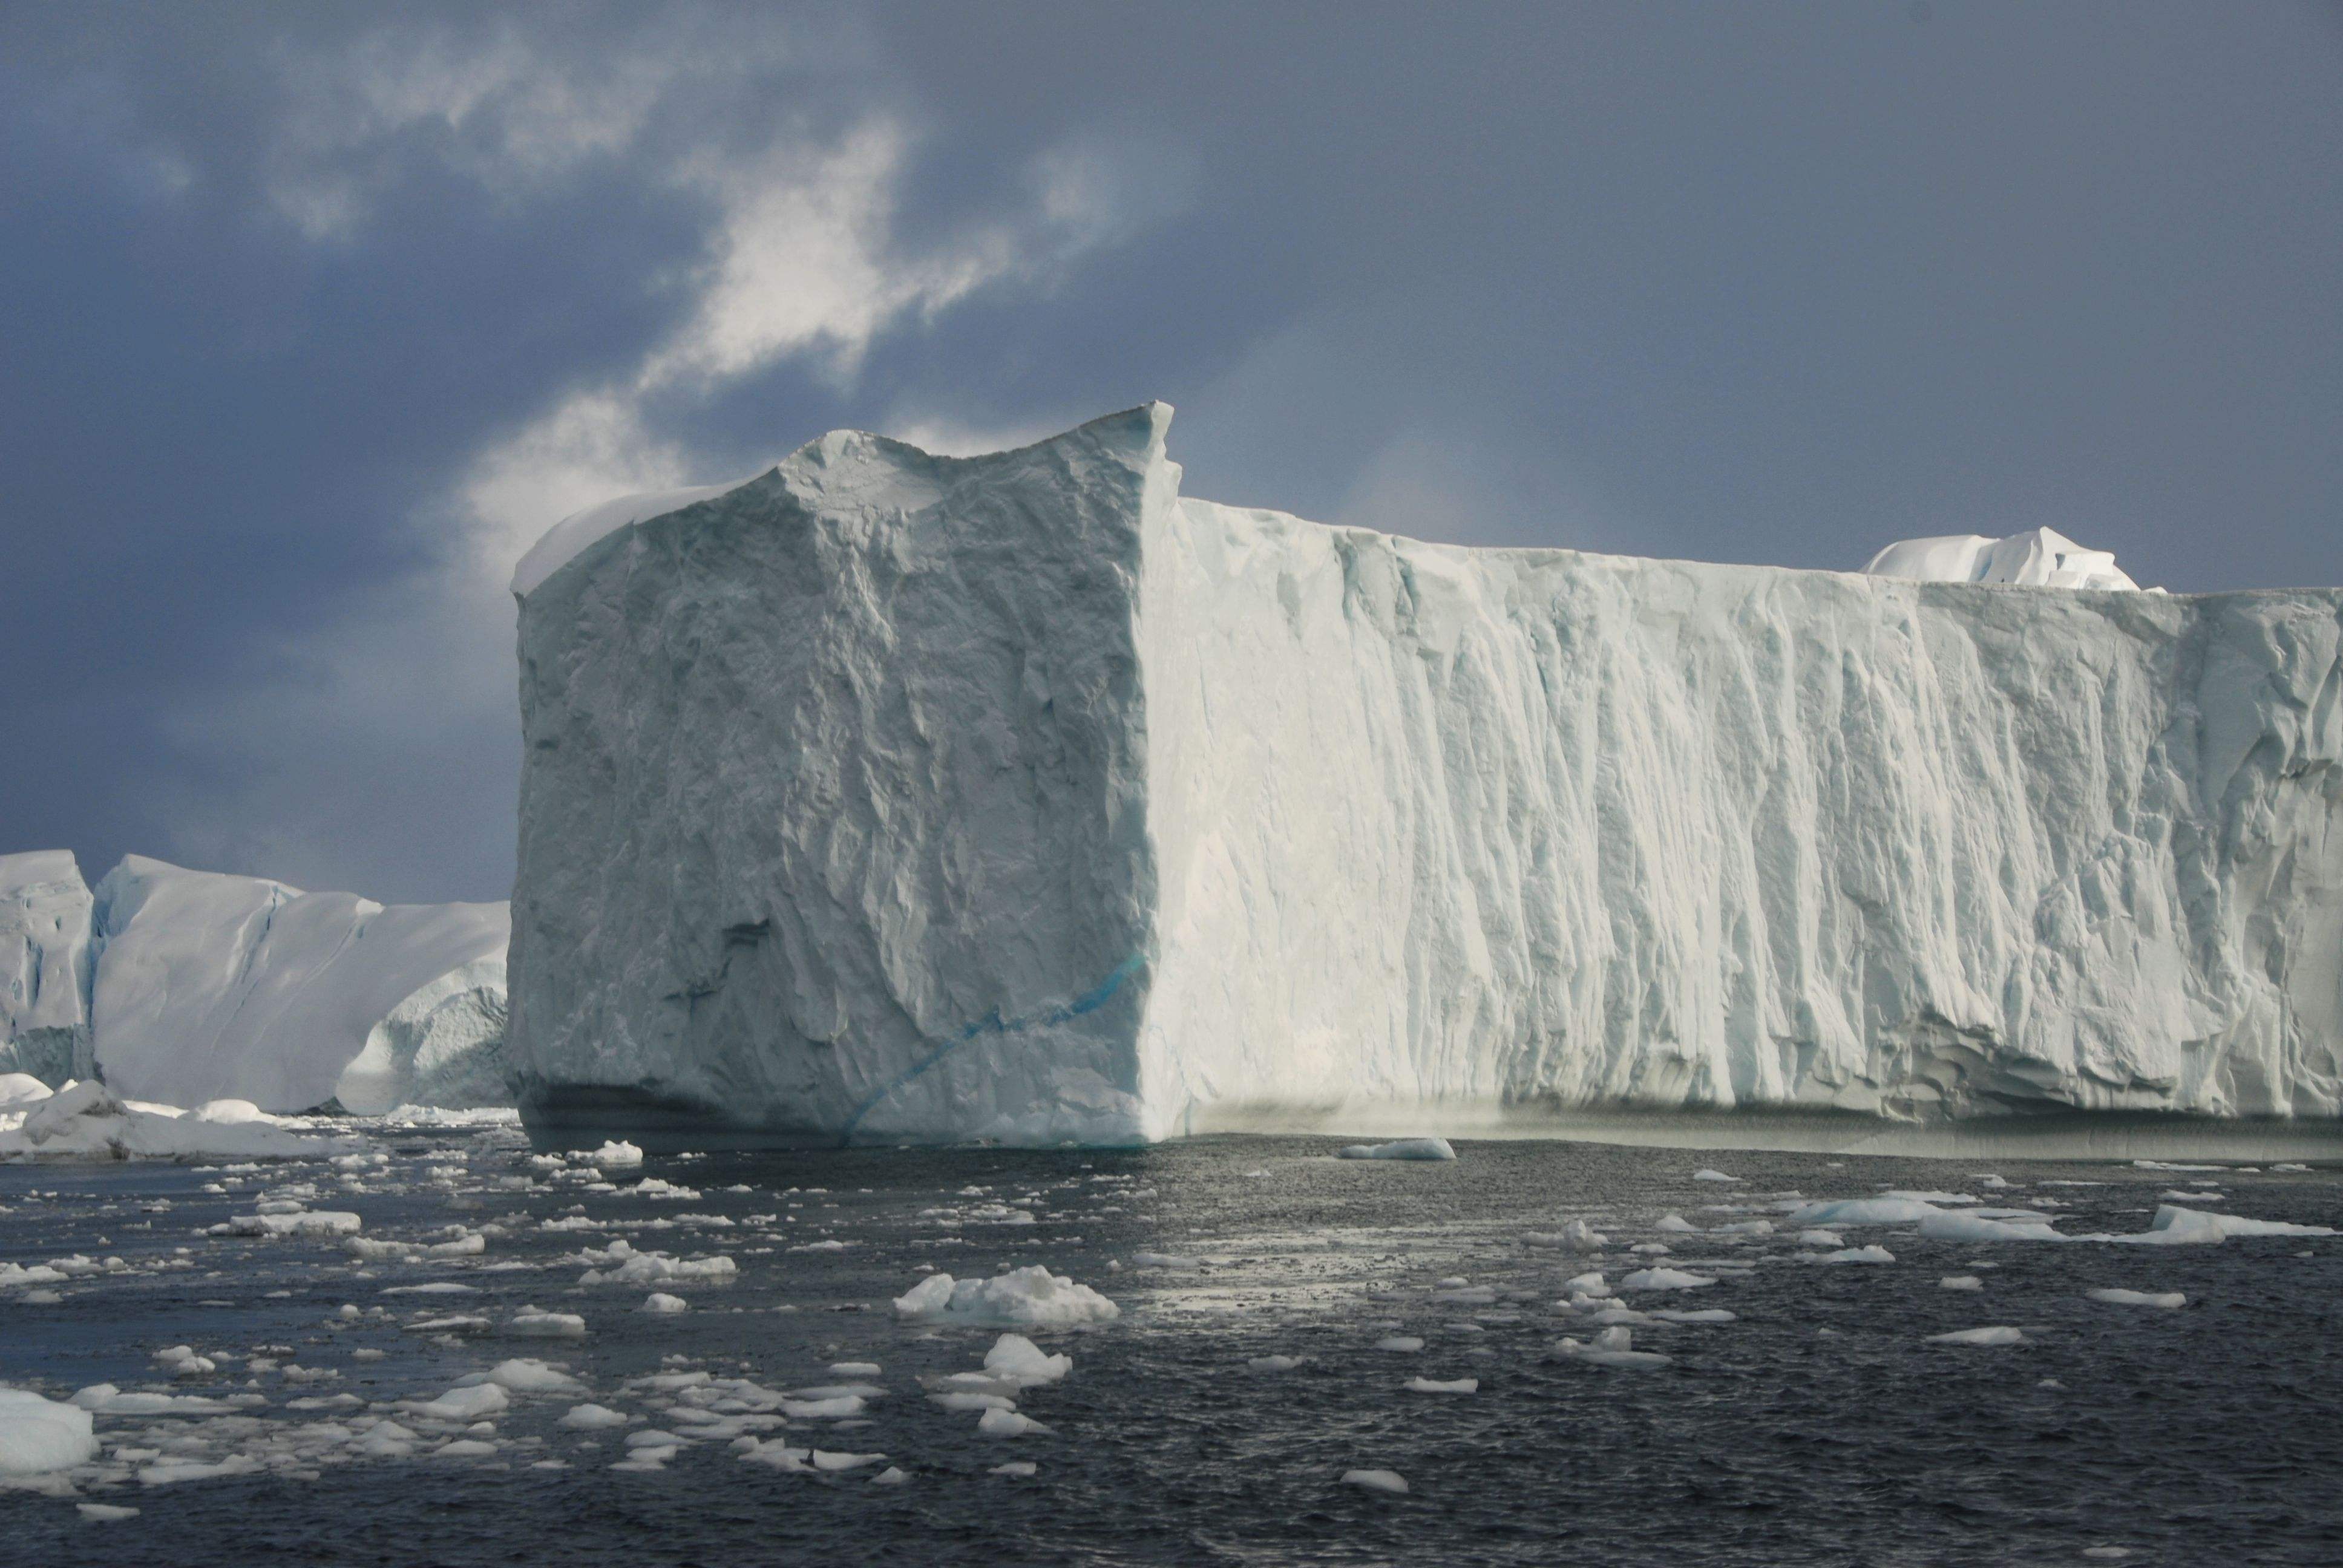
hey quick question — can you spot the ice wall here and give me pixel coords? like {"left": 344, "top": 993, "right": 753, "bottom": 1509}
{"left": 90, "top": 857, "right": 511, "bottom": 1112}
{"left": 510, "top": 405, "right": 2343, "bottom": 1145}
{"left": 0, "top": 851, "right": 94, "bottom": 1084}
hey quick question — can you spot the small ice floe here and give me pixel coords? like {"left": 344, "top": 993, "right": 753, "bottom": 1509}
{"left": 2272, "top": 1163, "right": 2312, "bottom": 1174}
{"left": 1803, "top": 1246, "right": 1896, "bottom": 1266}
{"left": 1403, "top": 1377, "right": 1477, "bottom": 1394}
{"left": 1522, "top": 1219, "right": 1606, "bottom": 1250}
{"left": 986, "top": 1333, "right": 1072, "bottom": 1385}
{"left": 1335, "top": 1138, "right": 1456, "bottom": 1161}
{"left": 402, "top": 1382, "right": 510, "bottom": 1422}
{"left": 1784, "top": 1198, "right": 1944, "bottom": 1227}
{"left": 2159, "top": 1189, "right": 2224, "bottom": 1203}
{"left": 0, "top": 1385, "right": 98, "bottom": 1476}
{"left": 1374, "top": 1335, "right": 1424, "bottom": 1353}
{"left": 1562, "top": 1270, "right": 1608, "bottom": 1297}
{"left": 1553, "top": 1327, "right": 1670, "bottom": 1369}
{"left": 642, "top": 1293, "right": 688, "bottom": 1313}
{"left": 1619, "top": 1268, "right": 1714, "bottom": 1291}
{"left": 871, "top": 1466, "right": 909, "bottom": 1486}
{"left": 68, "top": 1385, "right": 233, "bottom": 1417}
{"left": 209, "top": 1210, "right": 362, "bottom": 1238}
{"left": 1693, "top": 1169, "right": 1739, "bottom": 1183}
{"left": 977, "top": 1408, "right": 1050, "bottom": 1437}
{"left": 77, "top": 1503, "right": 140, "bottom": 1521}
{"left": 1797, "top": 1230, "right": 1844, "bottom": 1247}
{"left": 1648, "top": 1308, "right": 1735, "bottom": 1324}
{"left": 1342, "top": 1468, "right": 1409, "bottom": 1494}
{"left": 1656, "top": 1214, "right": 1697, "bottom": 1233}
{"left": 2087, "top": 1289, "right": 2186, "bottom": 1310}
{"left": 1247, "top": 1355, "right": 1302, "bottom": 1373}
{"left": 575, "top": 1240, "right": 737, "bottom": 1285}
{"left": 831, "top": 1362, "right": 882, "bottom": 1377}
{"left": 153, "top": 1345, "right": 215, "bottom": 1379}
{"left": 1939, "top": 1276, "right": 1984, "bottom": 1292}
{"left": 506, "top": 1307, "right": 588, "bottom": 1338}
{"left": 891, "top": 1267, "right": 1118, "bottom": 1328}
{"left": 459, "top": 1359, "right": 585, "bottom": 1396}
{"left": 991, "top": 1461, "right": 1038, "bottom": 1477}
{"left": 1927, "top": 1327, "right": 2025, "bottom": 1347}
{"left": 585, "top": 1141, "right": 644, "bottom": 1168}
{"left": 1128, "top": 1252, "right": 1202, "bottom": 1271}
{"left": 558, "top": 1403, "right": 630, "bottom": 1430}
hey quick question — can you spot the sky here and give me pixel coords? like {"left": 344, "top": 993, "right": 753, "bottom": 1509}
{"left": 3, "top": 1, "right": 2338, "bottom": 905}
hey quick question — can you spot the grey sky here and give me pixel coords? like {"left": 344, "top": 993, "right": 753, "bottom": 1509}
{"left": 2, "top": 1, "right": 2337, "bottom": 903}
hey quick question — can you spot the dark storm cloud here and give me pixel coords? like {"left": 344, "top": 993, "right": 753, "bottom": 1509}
{"left": 2, "top": 2, "right": 2336, "bottom": 902}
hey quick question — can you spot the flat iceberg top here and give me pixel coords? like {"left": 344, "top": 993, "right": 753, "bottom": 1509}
{"left": 1861, "top": 527, "right": 2146, "bottom": 592}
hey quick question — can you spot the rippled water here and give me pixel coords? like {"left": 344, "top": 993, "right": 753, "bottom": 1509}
{"left": 3, "top": 1125, "right": 2338, "bottom": 1566}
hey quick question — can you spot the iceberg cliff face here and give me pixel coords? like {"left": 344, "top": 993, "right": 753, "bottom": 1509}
{"left": 0, "top": 851, "right": 95, "bottom": 1085}
{"left": 88, "top": 856, "right": 511, "bottom": 1113}
{"left": 509, "top": 406, "right": 2343, "bottom": 1145}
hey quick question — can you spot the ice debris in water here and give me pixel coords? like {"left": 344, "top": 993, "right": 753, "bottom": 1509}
{"left": 0, "top": 1386, "right": 99, "bottom": 1476}
{"left": 1619, "top": 1268, "right": 1714, "bottom": 1291}
{"left": 1554, "top": 1327, "right": 1671, "bottom": 1370}
{"left": 892, "top": 1267, "right": 1119, "bottom": 1328}
{"left": 1343, "top": 1469, "right": 1409, "bottom": 1494}
{"left": 985, "top": 1334, "right": 1073, "bottom": 1385}
{"left": 1927, "top": 1327, "right": 2027, "bottom": 1347}
{"left": 2088, "top": 1289, "right": 2186, "bottom": 1310}
{"left": 1335, "top": 1138, "right": 1457, "bottom": 1161}
{"left": 1693, "top": 1169, "right": 1740, "bottom": 1183}
{"left": 1522, "top": 1218, "right": 1606, "bottom": 1250}
{"left": 641, "top": 1292, "right": 688, "bottom": 1314}
{"left": 1404, "top": 1377, "right": 1478, "bottom": 1394}
{"left": 1940, "top": 1275, "right": 1985, "bottom": 1292}
{"left": 586, "top": 1140, "right": 644, "bottom": 1168}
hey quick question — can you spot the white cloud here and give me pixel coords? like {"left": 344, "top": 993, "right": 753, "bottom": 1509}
{"left": 147, "top": 17, "right": 1173, "bottom": 901}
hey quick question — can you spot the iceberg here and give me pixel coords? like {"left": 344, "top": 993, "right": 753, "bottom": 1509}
{"left": 0, "top": 851, "right": 95, "bottom": 1084}
{"left": 508, "top": 405, "right": 2343, "bottom": 1147}
{"left": 89, "top": 855, "right": 510, "bottom": 1114}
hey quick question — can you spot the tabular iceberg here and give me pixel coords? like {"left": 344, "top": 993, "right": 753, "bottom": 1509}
{"left": 508, "top": 404, "right": 2343, "bottom": 1146}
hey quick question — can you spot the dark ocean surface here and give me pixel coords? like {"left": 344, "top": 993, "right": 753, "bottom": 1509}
{"left": 2, "top": 1124, "right": 2338, "bottom": 1566}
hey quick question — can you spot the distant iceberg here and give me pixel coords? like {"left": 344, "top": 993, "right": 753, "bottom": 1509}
{"left": 497, "top": 405, "right": 2340, "bottom": 1146}
{"left": 0, "top": 852, "right": 509, "bottom": 1114}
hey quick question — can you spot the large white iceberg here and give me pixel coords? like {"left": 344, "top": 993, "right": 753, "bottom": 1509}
{"left": 0, "top": 851, "right": 95, "bottom": 1084}
{"left": 90, "top": 856, "right": 511, "bottom": 1114}
{"left": 506, "top": 405, "right": 2343, "bottom": 1146}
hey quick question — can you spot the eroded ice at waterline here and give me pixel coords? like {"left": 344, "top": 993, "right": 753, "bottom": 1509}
{"left": 506, "top": 405, "right": 2343, "bottom": 1148}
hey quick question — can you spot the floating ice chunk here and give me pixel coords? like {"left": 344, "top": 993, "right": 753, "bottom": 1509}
{"left": 1927, "top": 1327, "right": 2026, "bottom": 1347}
{"left": 559, "top": 1403, "right": 630, "bottom": 1430}
{"left": 977, "top": 1407, "right": 1050, "bottom": 1437}
{"left": 1561, "top": 1271, "right": 1608, "bottom": 1297}
{"left": 870, "top": 1466, "right": 909, "bottom": 1486}
{"left": 77, "top": 1503, "right": 140, "bottom": 1521}
{"left": 577, "top": 1241, "right": 737, "bottom": 1286}
{"left": 434, "top": 1439, "right": 500, "bottom": 1459}
{"left": 1553, "top": 1327, "right": 1673, "bottom": 1368}
{"left": 1522, "top": 1219, "right": 1606, "bottom": 1250}
{"left": 405, "top": 1382, "right": 510, "bottom": 1422}
{"left": 1335, "top": 1138, "right": 1456, "bottom": 1161}
{"left": 138, "top": 1454, "right": 264, "bottom": 1486}
{"left": 1128, "top": 1252, "right": 1202, "bottom": 1270}
{"left": 2088, "top": 1289, "right": 2186, "bottom": 1310}
{"left": 1917, "top": 1211, "right": 2068, "bottom": 1244}
{"left": 1692, "top": 1169, "right": 1739, "bottom": 1183}
{"left": 1785, "top": 1198, "right": 1945, "bottom": 1227}
{"left": 68, "top": 1385, "right": 232, "bottom": 1417}
{"left": 585, "top": 1141, "right": 643, "bottom": 1168}
{"left": 1247, "top": 1355, "right": 1302, "bottom": 1373}
{"left": 1374, "top": 1336, "right": 1424, "bottom": 1353}
{"left": 985, "top": 1334, "right": 1072, "bottom": 1386}
{"left": 1655, "top": 1214, "right": 1697, "bottom": 1233}
{"left": 1939, "top": 1276, "right": 1984, "bottom": 1292}
{"left": 2121, "top": 1206, "right": 2334, "bottom": 1245}
{"left": 0, "top": 1386, "right": 99, "bottom": 1475}
{"left": 1403, "top": 1377, "right": 1477, "bottom": 1394}
{"left": 464, "top": 1359, "right": 586, "bottom": 1395}
{"left": 891, "top": 1267, "right": 1118, "bottom": 1328}
{"left": 781, "top": 1395, "right": 865, "bottom": 1420}
{"left": 991, "top": 1460, "right": 1038, "bottom": 1477}
{"left": 930, "top": 1391, "right": 1015, "bottom": 1413}
{"left": 210, "top": 1211, "right": 362, "bottom": 1238}
{"left": 641, "top": 1293, "right": 688, "bottom": 1314}
{"left": 1619, "top": 1268, "right": 1714, "bottom": 1291}
{"left": 1805, "top": 1246, "right": 1896, "bottom": 1266}
{"left": 506, "top": 1308, "right": 588, "bottom": 1338}
{"left": 1343, "top": 1469, "right": 1409, "bottom": 1494}
{"left": 1648, "top": 1308, "right": 1736, "bottom": 1324}
{"left": 1878, "top": 1190, "right": 1978, "bottom": 1206}
{"left": 830, "top": 1362, "right": 882, "bottom": 1377}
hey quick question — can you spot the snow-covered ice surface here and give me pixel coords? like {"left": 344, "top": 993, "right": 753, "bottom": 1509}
{"left": 1, "top": 1131, "right": 2336, "bottom": 1564}
{"left": 1861, "top": 526, "right": 2149, "bottom": 592}
{"left": 91, "top": 857, "right": 511, "bottom": 1114}
{"left": 508, "top": 405, "right": 2343, "bottom": 1148}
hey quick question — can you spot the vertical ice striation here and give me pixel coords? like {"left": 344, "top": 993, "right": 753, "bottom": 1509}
{"left": 0, "top": 851, "right": 95, "bottom": 1085}
{"left": 508, "top": 405, "right": 2343, "bottom": 1145}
